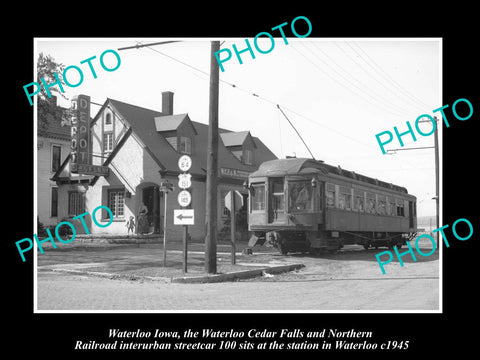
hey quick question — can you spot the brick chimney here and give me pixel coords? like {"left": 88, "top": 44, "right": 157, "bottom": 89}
{"left": 162, "top": 91, "right": 174, "bottom": 115}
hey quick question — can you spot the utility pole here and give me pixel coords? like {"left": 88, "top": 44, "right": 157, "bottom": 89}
{"left": 205, "top": 41, "right": 220, "bottom": 274}
{"left": 387, "top": 116, "right": 440, "bottom": 250}
{"left": 433, "top": 116, "right": 440, "bottom": 249}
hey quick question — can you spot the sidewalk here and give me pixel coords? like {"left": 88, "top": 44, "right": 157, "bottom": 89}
{"left": 37, "top": 240, "right": 305, "bottom": 284}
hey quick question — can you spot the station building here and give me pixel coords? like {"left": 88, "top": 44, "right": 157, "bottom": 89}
{"left": 49, "top": 91, "right": 277, "bottom": 241}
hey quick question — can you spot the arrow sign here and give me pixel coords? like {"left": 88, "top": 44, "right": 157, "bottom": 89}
{"left": 174, "top": 209, "right": 194, "bottom": 225}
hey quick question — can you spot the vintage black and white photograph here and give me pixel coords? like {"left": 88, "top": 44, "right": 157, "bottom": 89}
{"left": 32, "top": 36, "right": 442, "bottom": 312}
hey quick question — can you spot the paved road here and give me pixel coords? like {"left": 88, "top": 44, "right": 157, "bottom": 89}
{"left": 37, "top": 271, "right": 438, "bottom": 311}
{"left": 36, "top": 244, "right": 439, "bottom": 311}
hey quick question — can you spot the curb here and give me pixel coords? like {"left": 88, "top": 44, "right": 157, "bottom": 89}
{"left": 171, "top": 263, "right": 305, "bottom": 284}
{"left": 39, "top": 263, "right": 305, "bottom": 284}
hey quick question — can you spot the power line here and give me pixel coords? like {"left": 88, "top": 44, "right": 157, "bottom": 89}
{"left": 310, "top": 42, "right": 417, "bottom": 118}
{"left": 348, "top": 42, "right": 434, "bottom": 111}
{"left": 333, "top": 42, "right": 427, "bottom": 115}
{"left": 122, "top": 41, "right": 435, "bottom": 179}
{"left": 295, "top": 42, "right": 412, "bottom": 119}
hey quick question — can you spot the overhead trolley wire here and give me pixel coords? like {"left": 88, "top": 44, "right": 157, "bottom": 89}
{"left": 332, "top": 42, "right": 428, "bottom": 116}
{"left": 311, "top": 42, "right": 418, "bottom": 118}
{"left": 294, "top": 42, "right": 413, "bottom": 119}
{"left": 121, "top": 40, "right": 435, "bottom": 178}
{"left": 348, "top": 41, "right": 435, "bottom": 111}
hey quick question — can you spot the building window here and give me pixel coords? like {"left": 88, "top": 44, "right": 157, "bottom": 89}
{"left": 68, "top": 191, "right": 85, "bottom": 217}
{"left": 51, "top": 187, "right": 58, "bottom": 217}
{"left": 166, "top": 136, "right": 177, "bottom": 151}
{"left": 51, "top": 145, "right": 61, "bottom": 172}
{"left": 103, "top": 132, "right": 114, "bottom": 153}
{"left": 250, "top": 183, "right": 265, "bottom": 211}
{"left": 326, "top": 183, "right": 335, "bottom": 208}
{"left": 105, "top": 113, "right": 112, "bottom": 125}
{"left": 244, "top": 149, "right": 252, "bottom": 165}
{"left": 109, "top": 190, "right": 125, "bottom": 218}
{"left": 179, "top": 136, "right": 192, "bottom": 154}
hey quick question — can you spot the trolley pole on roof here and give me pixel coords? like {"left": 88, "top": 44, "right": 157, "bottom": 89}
{"left": 205, "top": 41, "right": 220, "bottom": 274}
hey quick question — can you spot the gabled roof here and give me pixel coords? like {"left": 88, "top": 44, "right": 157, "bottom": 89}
{"left": 106, "top": 98, "right": 275, "bottom": 175}
{"left": 53, "top": 97, "right": 278, "bottom": 182}
{"left": 220, "top": 131, "right": 255, "bottom": 148}
{"left": 154, "top": 113, "right": 197, "bottom": 134}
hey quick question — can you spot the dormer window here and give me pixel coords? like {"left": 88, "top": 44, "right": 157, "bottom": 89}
{"left": 220, "top": 131, "right": 256, "bottom": 165}
{"left": 244, "top": 149, "right": 252, "bottom": 165}
{"left": 105, "top": 113, "right": 112, "bottom": 125}
{"left": 154, "top": 113, "right": 197, "bottom": 155}
{"left": 179, "top": 136, "right": 191, "bottom": 154}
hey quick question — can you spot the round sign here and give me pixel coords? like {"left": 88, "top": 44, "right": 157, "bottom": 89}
{"left": 178, "top": 173, "right": 192, "bottom": 189}
{"left": 178, "top": 155, "right": 192, "bottom": 172}
{"left": 177, "top": 190, "right": 192, "bottom": 207}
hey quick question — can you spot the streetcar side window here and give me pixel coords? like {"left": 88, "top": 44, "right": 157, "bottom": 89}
{"left": 326, "top": 183, "right": 335, "bottom": 208}
{"left": 377, "top": 195, "right": 386, "bottom": 215}
{"left": 396, "top": 199, "right": 405, "bottom": 216}
{"left": 250, "top": 183, "right": 266, "bottom": 211}
{"left": 354, "top": 189, "right": 364, "bottom": 212}
{"left": 388, "top": 198, "right": 396, "bottom": 216}
{"left": 338, "top": 186, "right": 352, "bottom": 210}
{"left": 366, "top": 192, "right": 376, "bottom": 214}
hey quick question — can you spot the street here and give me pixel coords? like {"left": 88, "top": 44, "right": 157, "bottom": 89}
{"left": 36, "top": 242, "right": 440, "bottom": 312}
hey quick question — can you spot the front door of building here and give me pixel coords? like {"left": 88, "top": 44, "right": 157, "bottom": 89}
{"left": 142, "top": 186, "right": 161, "bottom": 233}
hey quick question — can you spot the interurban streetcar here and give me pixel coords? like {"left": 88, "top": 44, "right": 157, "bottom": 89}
{"left": 246, "top": 158, "right": 417, "bottom": 254}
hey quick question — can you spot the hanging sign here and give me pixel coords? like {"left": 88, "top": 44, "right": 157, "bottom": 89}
{"left": 70, "top": 94, "right": 91, "bottom": 173}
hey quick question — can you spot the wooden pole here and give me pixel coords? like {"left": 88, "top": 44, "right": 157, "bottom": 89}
{"left": 205, "top": 41, "right": 220, "bottom": 274}
{"left": 163, "top": 191, "right": 168, "bottom": 267}
{"left": 183, "top": 225, "right": 188, "bottom": 273}
{"left": 433, "top": 116, "right": 440, "bottom": 250}
{"left": 230, "top": 191, "right": 236, "bottom": 265}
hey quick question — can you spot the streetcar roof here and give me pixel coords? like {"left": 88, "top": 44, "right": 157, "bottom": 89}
{"left": 250, "top": 158, "right": 409, "bottom": 194}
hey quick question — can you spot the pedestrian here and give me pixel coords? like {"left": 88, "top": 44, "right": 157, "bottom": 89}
{"left": 126, "top": 216, "right": 136, "bottom": 236}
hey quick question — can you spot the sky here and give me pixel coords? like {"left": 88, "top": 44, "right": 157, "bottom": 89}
{"left": 35, "top": 37, "right": 441, "bottom": 217}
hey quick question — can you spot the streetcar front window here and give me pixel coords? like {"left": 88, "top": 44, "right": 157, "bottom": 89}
{"left": 288, "top": 181, "right": 313, "bottom": 212}
{"left": 250, "top": 183, "right": 266, "bottom": 211}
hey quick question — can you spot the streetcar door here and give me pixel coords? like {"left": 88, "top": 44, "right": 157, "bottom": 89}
{"left": 268, "top": 177, "right": 286, "bottom": 223}
{"left": 408, "top": 201, "right": 416, "bottom": 228}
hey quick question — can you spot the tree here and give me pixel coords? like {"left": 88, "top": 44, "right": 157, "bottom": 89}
{"left": 36, "top": 53, "right": 71, "bottom": 135}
